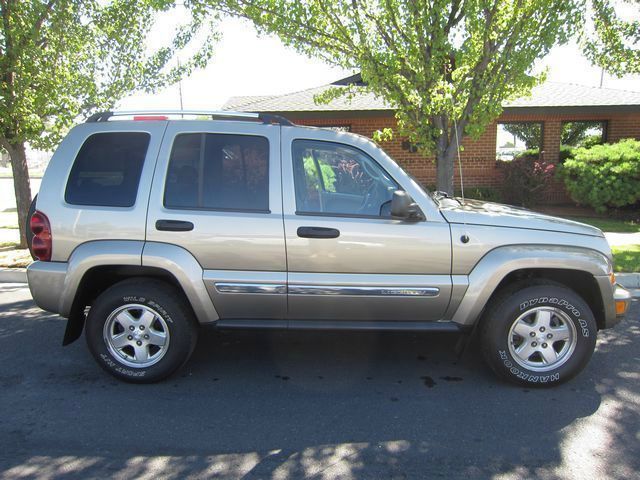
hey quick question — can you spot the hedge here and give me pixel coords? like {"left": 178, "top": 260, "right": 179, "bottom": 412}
{"left": 560, "top": 139, "right": 640, "bottom": 212}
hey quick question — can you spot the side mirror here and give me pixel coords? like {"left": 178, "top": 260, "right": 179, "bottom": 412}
{"left": 390, "top": 190, "right": 424, "bottom": 221}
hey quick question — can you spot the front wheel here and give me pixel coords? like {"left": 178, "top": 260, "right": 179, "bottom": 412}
{"left": 85, "top": 278, "right": 198, "bottom": 383}
{"left": 481, "top": 284, "right": 597, "bottom": 387}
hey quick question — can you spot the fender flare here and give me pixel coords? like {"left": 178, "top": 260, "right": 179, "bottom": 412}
{"left": 450, "top": 244, "right": 611, "bottom": 326}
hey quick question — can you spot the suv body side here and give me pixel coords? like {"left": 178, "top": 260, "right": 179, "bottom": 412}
{"left": 27, "top": 119, "right": 627, "bottom": 334}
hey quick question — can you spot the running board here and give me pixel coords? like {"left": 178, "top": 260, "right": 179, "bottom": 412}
{"left": 214, "top": 319, "right": 465, "bottom": 332}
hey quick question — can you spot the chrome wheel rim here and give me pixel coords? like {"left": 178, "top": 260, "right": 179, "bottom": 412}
{"left": 103, "top": 304, "right": 170, "bottom": 368}
{"left": 508, "top": 307, "right": 577, "bottom": 372}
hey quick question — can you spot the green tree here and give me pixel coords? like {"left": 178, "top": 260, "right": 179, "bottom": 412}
{"left": 217, "top": 0, "right": 581, "bottom": 194}
{"left": 502, "top": 123, "right": 542, "bottom": 149}
{"left": 584, "top": 0, "right": 640, "bottom": 76}
{"left": 0, "top": 0, "right": 217, "bottom": 248}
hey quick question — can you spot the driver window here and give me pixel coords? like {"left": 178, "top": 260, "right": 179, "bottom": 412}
{"left": 292, "top": 139, "right": 397, "bottom": 217}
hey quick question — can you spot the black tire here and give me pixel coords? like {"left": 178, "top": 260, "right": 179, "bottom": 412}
{"left": 85, "top": 278, "right": 198, "bottom": 383}
{"left": 481, "top": 284, "right": 597, "bottom": 387}
{"left": 26, "top": 194, "right": 37, "bottom": 259}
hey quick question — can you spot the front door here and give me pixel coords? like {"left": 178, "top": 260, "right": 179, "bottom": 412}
{"left": 281, "top": 129, "right": 452, "bottom": 322}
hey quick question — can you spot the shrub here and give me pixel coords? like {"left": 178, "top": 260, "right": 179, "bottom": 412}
{"left": 513, "top": 148, "right": 540, "bottom": 160}
{"left": 498, "top": 157, "right": 555, "bottom": 207}
{"left": 455, "top": 186, "right": 503, "bottom": 202}
{"left": 560, "top": 139, "right": 640, "bottom": 213}
{"left": 579, "top": 134, "right": 604, "bottom": 149}
{"left": 559, "top": 145, "right": 575, "bottom": 163}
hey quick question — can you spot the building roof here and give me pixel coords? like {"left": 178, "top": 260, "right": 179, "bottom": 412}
{"left": 222, "top": 76, "right": 640, "bottom": 113}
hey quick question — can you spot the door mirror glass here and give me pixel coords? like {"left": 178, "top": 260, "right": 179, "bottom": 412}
{"left": 390, "top": 190, "right": 424, "bottom": 221}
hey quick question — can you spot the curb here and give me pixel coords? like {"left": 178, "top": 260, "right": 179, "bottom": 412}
{"left": 0, "top": 268, "right": 27, "bottom": 283}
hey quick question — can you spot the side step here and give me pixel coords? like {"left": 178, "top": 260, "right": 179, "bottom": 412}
{"left": 214, "top": 319, "right": 465, "bottom": 332}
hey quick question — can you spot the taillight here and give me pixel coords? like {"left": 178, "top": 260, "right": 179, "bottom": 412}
{"left": 30, "top": 211, "right": 52, "bottom": 261}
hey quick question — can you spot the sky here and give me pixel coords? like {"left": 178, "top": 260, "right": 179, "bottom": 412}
{"left": 118, "top": 14, "right": 640, "bottom": 113}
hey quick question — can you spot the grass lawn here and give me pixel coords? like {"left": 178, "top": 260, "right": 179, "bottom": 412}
{"left": 612, "top": 245, "right": 640, "bottom": 273}
{"left": 565, "top": 216, "right": 640, "bottom": 233}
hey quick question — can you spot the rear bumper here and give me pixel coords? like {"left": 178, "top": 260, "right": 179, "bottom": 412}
{"left": 27, "top": 261, "right": 68, "bottom": 316}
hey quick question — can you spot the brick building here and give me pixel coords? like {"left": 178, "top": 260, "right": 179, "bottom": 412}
{"left": 224, "top": 74, "right": 640, "bottom": 203}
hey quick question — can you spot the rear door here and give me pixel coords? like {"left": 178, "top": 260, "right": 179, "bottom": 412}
{"left": 281, "top": 127, "right": 452, "bottom": 322}
{"left": 146, "top": 120, "right": 286, "bottom": 320}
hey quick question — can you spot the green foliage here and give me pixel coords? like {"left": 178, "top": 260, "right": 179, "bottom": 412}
{"left": 560, "top": 139, "right": 640, "bottom": 212}
{"left": 580, "top": 134, "right": 605, "bottom": 149}
{"left": 514, "top": 148, "right": 540, "bottom": 160}
{"left": 560, "top": 121, "right": 603, "bottom": 146}
{"left": 583, "top": 0, "right": 640, "bottom": 76}
{"left": 217, "top": 0, "right": 582, "bottom": 193}
{"left": 498, "top": 157, "right": 555, "bottom": 207}
{"left": 303, "top": 156, "right": 336, "bottom": 192}
{"left": 0, "top": 0, "right": 218, "bottom": 151}
{"left": 456, "top": 186, "right": 503, "bottom": 203}
{"left": 502, "top": 123, "right": 543, "bottom": 149}
{"left": 559, "top": 145, "right": 576, "bottom": 162}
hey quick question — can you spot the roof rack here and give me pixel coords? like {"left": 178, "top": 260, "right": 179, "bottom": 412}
{"left": 85, "top": 110, "right": 294, "bottom": 126}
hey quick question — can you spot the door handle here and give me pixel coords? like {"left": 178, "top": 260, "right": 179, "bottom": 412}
{"left": 156, "top": 220, "right": 194, "bottom": 232}
{"left": 297, "top": 226, "right": 340, "bottom": 239}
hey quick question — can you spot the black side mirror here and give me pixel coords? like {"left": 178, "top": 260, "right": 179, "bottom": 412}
{"left": 390, "top": 190, "right": 424, "bottom": 221}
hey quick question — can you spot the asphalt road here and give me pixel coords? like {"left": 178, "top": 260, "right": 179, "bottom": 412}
{"left": 0, "top": 284, "right": 638, "bottom": 480}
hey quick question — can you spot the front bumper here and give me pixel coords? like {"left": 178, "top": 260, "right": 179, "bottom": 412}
{"left": 611, "top": 283, "right": 632, "bottom": 327}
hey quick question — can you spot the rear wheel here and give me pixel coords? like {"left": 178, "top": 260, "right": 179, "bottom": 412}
{"left": 85, "top": 278, "right": 198, "bottom": 383}
{"left": 481, "top": 284, "right": 597, "bottom": 387}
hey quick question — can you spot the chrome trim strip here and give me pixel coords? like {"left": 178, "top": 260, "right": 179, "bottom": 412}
{"left": 214, "top": 283, "right": 287, "bottom": 295}
{"left": 288, "top": 285, "right": 440, "bottom": 297}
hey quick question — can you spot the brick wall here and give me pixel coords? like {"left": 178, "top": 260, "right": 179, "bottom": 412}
{"left": 286, "top": 110, "right": 640, "bottom": 204}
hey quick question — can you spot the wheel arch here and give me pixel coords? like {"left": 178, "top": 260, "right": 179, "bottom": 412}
{"left": 451, "top": 245, "right": 612, "bottom": 329}
{"left": 61, "top": 240, "right": 218, "bottom": 345}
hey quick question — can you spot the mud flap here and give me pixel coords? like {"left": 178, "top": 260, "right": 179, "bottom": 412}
{"left": 62, "top": 309, "right": 86, "bottom": 346}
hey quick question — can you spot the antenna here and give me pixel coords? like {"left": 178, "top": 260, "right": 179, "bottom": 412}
{"left": 448, "top": 93, "right": 470, "bottom": 244}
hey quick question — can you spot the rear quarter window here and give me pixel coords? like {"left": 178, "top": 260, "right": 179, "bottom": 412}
{"left": 65, "top": 132, "right": 150, "bottom": 207}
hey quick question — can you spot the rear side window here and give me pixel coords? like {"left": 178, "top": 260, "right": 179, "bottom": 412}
{"left": 164, "top": 133, "right": 269, "bottom": 212}
{"left": 65, "top": 132, "right": 150, "bottom": 207}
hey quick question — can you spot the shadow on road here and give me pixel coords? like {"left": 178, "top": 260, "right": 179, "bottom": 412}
{"left": 0, "top": 294, "right": 638, "bottom": 479}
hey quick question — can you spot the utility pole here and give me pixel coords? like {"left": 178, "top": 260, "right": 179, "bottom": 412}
{"left": 599, "top": 68, "right": 605, "bottom": 88}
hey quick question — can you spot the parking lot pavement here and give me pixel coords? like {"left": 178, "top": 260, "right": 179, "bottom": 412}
{"left": 0, "top": 285, "right": 638, "bottom": 480}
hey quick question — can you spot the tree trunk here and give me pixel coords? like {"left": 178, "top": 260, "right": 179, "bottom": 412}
{"left": 7, "top": 142, "right": 32, "bottom": 249}
{"left": 435, "top": 147, "right": 456, "bottom": 195}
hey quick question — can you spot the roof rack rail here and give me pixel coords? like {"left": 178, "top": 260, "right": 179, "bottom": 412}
{"left": 85, "top": 110, "right": 294, "bottom": 126}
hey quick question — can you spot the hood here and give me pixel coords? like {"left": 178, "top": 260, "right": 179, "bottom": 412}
{"left": 438, "top": 198, "right": 604, "bottom": 237}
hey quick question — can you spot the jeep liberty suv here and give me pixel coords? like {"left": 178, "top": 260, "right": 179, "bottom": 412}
{"left": 26, "top": 110, "right": 631, "bottom": 386}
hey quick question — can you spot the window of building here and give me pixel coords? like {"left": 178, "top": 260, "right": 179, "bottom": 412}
{"left": 65, "top": 132, "right": 150, "bottom": 207}
{"left": 561, "top": 121, "right": 607, "bottom": 147}
{"left": 292, "top": 139, "right": 397, "bottom": 217}
{"left": 164, "top": 133, "right": 269, "bottom": 212}
{"left": 315, "top": 125, "right": 352, "bottom": 132}
{"left": 496, "top": 122, "right": 543, "bottom": 161}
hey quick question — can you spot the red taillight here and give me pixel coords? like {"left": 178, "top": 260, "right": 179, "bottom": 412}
{"left": 30, "top": 211, "right": 52, "bottom": 261}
